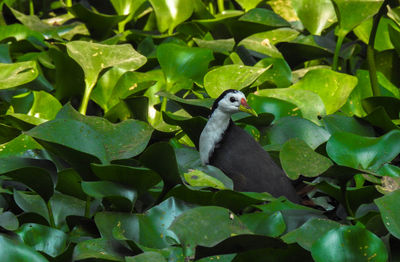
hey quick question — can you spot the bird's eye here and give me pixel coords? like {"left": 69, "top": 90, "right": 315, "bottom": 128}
{"left": 229, "top": 97, "right": 236, "bottom": 103}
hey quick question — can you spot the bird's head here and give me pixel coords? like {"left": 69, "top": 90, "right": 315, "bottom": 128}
{"left": 211, "top": 89, "right": 258, "bottom": 117}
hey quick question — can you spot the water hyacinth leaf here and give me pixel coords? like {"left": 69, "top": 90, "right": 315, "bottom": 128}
{"left": 363, "top": 106, "right": 399, "bottom": 132}
{"left": 265, "top": 116, "right": 330, "bottom": 149}
{"left": 183, "top": 169, "right": 226, "bottom": 189}
{"left": 362, "top": 96, "right": 400, "bottom": 119}
{"left": 68, "top": 3, "right": 125, "bottom": 40}
{"left": 0, "top": 211, "right": 18, "bottom": 231}
{"left": 291, "top": 68, "right": 358, "bottom": 115}
{"left": 81, "top": 181, "right": 137, "bottom": 211}
{"left": 247, "top": 94, "right": 300, "bottom": 121}
{"left": 354, "top": 17, "right": 395, "bottom": 52}
{"left": 238, "top": 28, "right": 299, "bottom": 58}
{"left": 332, "top": 0, "right": 384, "bottom": 35}
{"left": 193, "top": 38, "right": 235, "bottom": 55}
{"left": 91, "top": 164, "right": 161, "bottom": 195}
{"left": 13, "top": 190, "right": 50, "bottom": 223}
{"left": 157, "top": 43, "right": 214, "bottom": 85}
{"left": 311, "top": 225, "right": 388, "bottom": 262}
{"left": 253, "top": 57, "right": 292, "bottom": 88}
{"left": 282, "top": 218, "right": 341, "bottom": 251}
{"left": 326, "top": 130, "right": 400, "bottom": 171}
{"left": 323, "top": 114, "right": 375, "bottom": 137}
{"left": 73, "top": 238, "right": 127, "bottom": 261}
{"left": 291, "top": 0, "right": 337, "bottom": 35}
{"left": 67, "top": 41, "right": 147, "bottom": 89}
{"left": 0, "top": 23, "right": 45, "bottom": 46}
{"left": 0, "top": 61, "right": 38, "bottom": 89}
{"left": 28, "top": 91, "right": 62, "bottom": 121}
{"left": 239, "top": 8, "right": 290, "bottom": 27}
{"left": 0, "top": 134, "right": 42, "bottom": 158}
{"left": 157, "top": 91, "right": 213, "bottom": 117}
{"left": 234, "top": 0, "right": 264, "bottom": 12}
{"left": 0, "top": 235, "right": 48, "bottom": 262}
{"left": 16, "top": 223, "right": 68, "bottom": 257}
{"left": 374, "top": 190, "right": 400, "bottom": 239}
{"left": 126, "top": 252, "right": 167, "bottom": 262}
{"left": 280, "top": 138, "right": 333, "bottom": 180}
{"left": 56, "top": 169, "right": 86, "bottom": 200}
{"left": 0, "top": 158, "right": 55, "bottom": 202}
{"left": 149, "top": 0, "right": 194, "bottom": 34}
{"left": 204, "top": 65, "right": 268, "bottom": 98}
{"left": 26, "top": 104, "right": 153, "bottom": 164}
{"left": 240, "top": 211, "right": 286, "bottom": 237}
{"left": 257, "top": 88, "right": 326, "bottom": 124}
{"left": 169, "top": 206, "right": 251, "bottom": 250}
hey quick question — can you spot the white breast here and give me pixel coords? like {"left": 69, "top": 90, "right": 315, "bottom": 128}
{"left": 199, "top": 109, "right": 231, "bottom": 165}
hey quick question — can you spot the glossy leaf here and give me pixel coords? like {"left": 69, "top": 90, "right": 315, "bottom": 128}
{"left": 257, "top": 88, "right": 326, "bottom": 124}
{"left": 323, "top": 114, "right": 375, "bottom": 137}
{"left": 26, "top": 104, "right": 153, "bottom": 164}
{"left": 354, "top": 17, "right": 395, "bottom": 52}
{"left": 326, "top": 130, "right": 400, "bottom": 171}
{"left": 332, "top": 0, "right": 384, "bottom": 35}
{"left": 280, "top": 138, "right": 333, "bottom": 180}
{"left": 73, "top": 238, "right": 127, "bottom": 261}
{"left": 240, "top": 211, "right": 286, "bottom": 237}
{"left": 157, "top": 43, "right": 213, "bottom": 85}
{"left": 282, "top": 218, "right": 341, "bottom": 251}
{"left": 239, "top": 8, "right": 290, "bottom": 27}
{"left": 126, "top": 252, "right": 167, "bottom": 262}
{"left": 0, "top": 61, "right": 38, "bottom": 89}
{"left": 311, "top": 225, "right": 388, "bottom": 262}
{"left": 27, "top": 91, "right": 62, "bottom": 121}
{"left": 0, "top": 235, "right": 48, "bottom": 262}
{"left": 204, "top": 65, "right": 268, "bottom": 98}
{"left": 374, "top": 190, "right": 400, "bottom": 239}
{"left": 149, "top": 0, "right": 194, "bottom": 34}
{"left": 16, "top": 223, "right": 68, "bottom": 257}
{"left": 0, "top": 134, "right": 42, "bottom": 158}
{"left": 291, "top": 68, "right": 358, "bottom": 115}
{"left": 291, "top": 0, "right": 337, "bottom": 35}
{"left": 183, "top": 169, "right": 226, "bottom": 189}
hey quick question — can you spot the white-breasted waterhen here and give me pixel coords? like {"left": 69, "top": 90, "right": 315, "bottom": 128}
{"left": 199, "top": 89, "right": 300, "bottom": 203}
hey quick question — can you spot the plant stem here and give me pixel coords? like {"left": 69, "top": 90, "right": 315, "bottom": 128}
{"left": 66, "top": 0, "right": 72, "bottom": 7}
{"left": 29, "top": 0, "right": 34, "bottom": 15}
{"left": 79, "top": 83, "right": 94, "bottom": 115}
{"left": 341, "top": 184, "right": 354, "bottom": 220}
{"left": 85, "top": 195, "right": 91, "bottom": 218}
{"left": 332, "top": 31, "right": 345, "bottom": 71}
{"left": 367, "top": 1, "right": 388, "bottom": 96}
{"left": 217, "top": 0, "right": 224, "bottom": 13}
{"left": 47, "top": 201, "right": 56, "bottom": 228}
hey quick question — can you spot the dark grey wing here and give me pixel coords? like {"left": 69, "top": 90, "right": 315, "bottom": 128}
{"left": 210, "top": 123, "right": 300, "bottom": 203}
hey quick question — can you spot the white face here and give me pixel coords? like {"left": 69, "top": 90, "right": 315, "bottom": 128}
{"left": 218, "top": 91, "right": 246, "bottom": 114}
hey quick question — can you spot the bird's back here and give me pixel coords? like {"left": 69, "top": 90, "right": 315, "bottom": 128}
{"left": 210, "top": 122, "right": 300, "bottom": 203}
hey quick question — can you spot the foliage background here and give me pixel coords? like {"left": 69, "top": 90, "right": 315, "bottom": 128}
{"left": 0, "top": 0, "right": 399, "bottom": 261}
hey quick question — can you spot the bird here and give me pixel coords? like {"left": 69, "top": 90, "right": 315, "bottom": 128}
{"left": 199, "top": 89, "right": 300, "bottom": 203}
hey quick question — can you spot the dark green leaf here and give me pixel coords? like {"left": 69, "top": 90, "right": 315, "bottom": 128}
{"left": 0, "top": 234, "right": 48, "bottom": 262}
{"left": 323, "top": 114, "right": 375, "bottom": 136}
{"left": 374, "top": 190, "right": 400, "bottom": 239}
{"left": 240, "top": 211, "right": 286, "bottom": 237}
{"left": 126, "top": 252, "right": 167, "bottom": 262}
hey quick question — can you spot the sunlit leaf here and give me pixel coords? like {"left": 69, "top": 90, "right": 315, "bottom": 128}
{"left": 0, "top": 61, "right": 38, "bottom": 89}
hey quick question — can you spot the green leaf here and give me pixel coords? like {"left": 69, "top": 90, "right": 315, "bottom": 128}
{"left": 26, "top": 104, "right": 153, "bottom": 164}
{"left": 280, "top": 138, "right": 333, "bottom": 180}
{"left": 326, "top": 130, "right": 400, "bottom": 171}
{"left": 291, "top": 0, "right": 336, "bottom": 35}
{"left": 265, "top": 116, "right": 330, "bottom": 149}
{"left": 91, "top": 164, "right": 161, "bottom": 195}
{"left": 183, "top": 169, "right": 227, "bottom": 190}
{"left": 82, "top": 181, "right": 137, "bottom": 212}
{"left": 169, "top": 206, "right": 251, "bottom": 249}
{"left": 157, "top": 43, "right": 214, "bottom": 85}
{"left": 374, "top": 190, "right": 400, "bottom": 239}
{"left": 126, "top": 252, "right": 167, "bottom": 262}
{"left": 149, "top": 0, "right": 194, "bottom": 34}
{"left": 253, "top": 57, "right": 292, "bottom": 88}
{"left": 291, "top": 68, "right": 358, "bottom": 115}
{"left": 73, "top": 238, "right": 125, "bottom": 261}
{"left": 27, "top": 91, "right": 62, "bottom": 121}
{"left": 0, "top": 158, "right": 55, "bottom": 202}
{"left": 257, "top": 88, "right": 326, "bottom": 124}
{"left": 0, "top": 134, "right": 42, "bottom": 158}
{"left": 0, "top": 61, "right": 38, "bottom": 89}
{"left": 56, "top": 169, "right": 86, "bottom": 200}
{"left": 234, "top": 0, "right": 264, "bottom": 12}
{"left": 354, "top": 17, "right": 395, "bottom": 52}
{"left": 332, "top": 0, "right": 384, "bottom": 35}
{"left": 13, "top": 190, "right": 49, "bottom": 223}
{"left": 204, "top": 65, "right": 268, "bottom": 98}
{"left": 16, "top": 223, "right": 68, "bottom": 257}
{"left": 0, "top": 235, "right": 48, "bottom": 262}
{"left": 193, "top": 38, "right": 235, "bottom": 55}
{"left": 323, "top": 114, "right": 375, "bottom": 137}
{"left": 240, "top": 211, "right": 286, "bottom": 237}
{"left": 282, "top": 218, "right": 341, "bottom": 251}
{"left": 0, "top": 211, "right": 19, "bottom": 231}
{"left": 0, "top": 24, "right": 45, "bottom": 47}
{"left": 66, "top": 40, "right": 147, "bottom": 90}
{"left": 311, "top": 225, "right": 388, "bottom": 262}
{"left": 362, "top": 96, "right": 400, "bottom": 119}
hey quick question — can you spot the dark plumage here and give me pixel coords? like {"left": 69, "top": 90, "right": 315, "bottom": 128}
{"left": 199, "top": 90, "right": 300, "bottom": 203}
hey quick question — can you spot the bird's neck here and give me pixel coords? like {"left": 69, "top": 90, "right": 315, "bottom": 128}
{"left": 199, "top": 108, "right": 232, "bottom": 164}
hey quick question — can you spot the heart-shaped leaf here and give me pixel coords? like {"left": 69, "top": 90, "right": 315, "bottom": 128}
{"left": 311, "top": 225, "right": 388, "bottom": 262}
{"left": 374, "top": 190, "right": 400, "bottom": 239}
{"left": 204, "top": 65, "right": 268, "bottom": 98}
{"left": 326, "top": 130, "right": 400, "bottom": 171}
{"left": 280, "top": 138, "right": 333, "bottom": 180}
{"left": 0, "top": 61, "right": 38, "bottom": 89}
